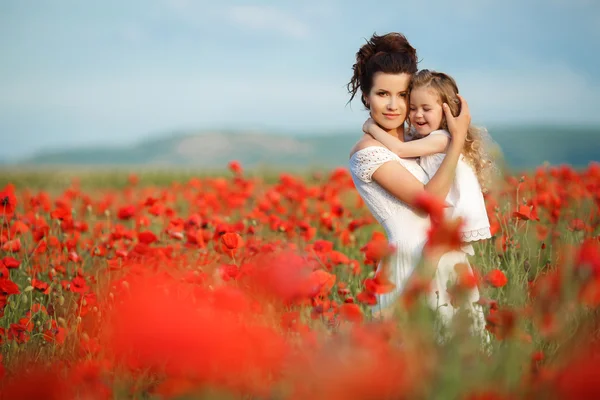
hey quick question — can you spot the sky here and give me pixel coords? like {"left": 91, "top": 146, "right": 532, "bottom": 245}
{"left": 1, "top": 0, "right": 599, "bottom": 160}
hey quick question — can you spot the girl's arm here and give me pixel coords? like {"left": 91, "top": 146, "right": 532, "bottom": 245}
{"left": 363, "top": 118, "right": 449, "bottom": 157}
{"left": 371, "top": 97, "right": 471, "bottom": 203}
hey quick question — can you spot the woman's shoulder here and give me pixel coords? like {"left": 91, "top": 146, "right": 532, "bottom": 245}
{"left": 348, "top": 136, "right": 403, "bottom": 182}
{"left": 349, "top": 136, "right": 389, "bottom": 159}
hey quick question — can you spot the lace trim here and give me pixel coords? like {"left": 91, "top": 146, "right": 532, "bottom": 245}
{"left": 349, "top": 146, "right": 425, "bottom": 183}
{"left": 349, "top": 146, "right": 429, "bottom": 222}
{"left": 461, "top": 227, "right": 492, "bottom": 243}
{"left": 349, "top": 147, "right": 396, "bottom": 182}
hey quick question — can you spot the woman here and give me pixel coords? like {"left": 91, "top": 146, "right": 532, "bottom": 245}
{"left": 348, "top": 33, "right": 483, "bottom": 330}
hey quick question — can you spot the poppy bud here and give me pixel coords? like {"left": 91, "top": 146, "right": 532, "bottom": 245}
{"left": 221, "top": 232, "right": 241, "bottom": 250}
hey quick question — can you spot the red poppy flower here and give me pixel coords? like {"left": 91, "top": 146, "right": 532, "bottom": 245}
{"left": 512, "top": 204, "right": 539, "bottom": 221}
{"left": 0, "top": 184, "right": 17, "bottom": 217}
{"left": 424, "top": 217, "right": 464, "bottom": 254}
{"left": 306, "top": 269, "right": 336, "bottom": 297}
{"left": 218, "top": 264, "right": 240, "bottom": 281}
{"left": 575, "top": 239, "right": 600, "bottom": 277}
{"left": 2, "top": 238, "right": 21, "bottom": 253}
{"left": 485, "top": 269, "right": 508, "bottom": 288}
{"left": 0, "top": 257, "right": 19, "bottom": 269}
{"left": 356, "top": 290, "right": 377, "bottom": 306}
{"left": 138, "top": 231, "right": 158, "bottom": 245}
{"left": 221, "top": 232, "right": 242, "bottom": 252}
{"left": 312, "top": 239, "right": 334, "bottom": 253}
{"left": 485, "top": 308, "right": 517, "bottom": 340}
{"left": 117, "top": 205, "right": 136, "bottom": 220}
{"left": 32, "top": 279, "right": 50, "bottom": 293}
{"left": 0, "top": 278, "right": 20, "bottom": 295}
{"left": 364, "top": 259, "right": 396, "bottom": 295}
{"left": 228, "top": 160, "right": 243, "bottom": 175}
{"left": 455, "top": 263, "right": 478, "bottom": 289}
{"left": 414, "top": 191, "right": 446, "bottom": 223}
{"left": 328, "top": 250, "right": 350, "bottom": 266}
{"left": 10, "top": 220, "right": 29, "bottom": 236}
{"left": 360, "top": 236, "right": 393, "bottom": 265}
{"left": 70, "top": 276, "right": 88, "bottom": 293}
{"left": 339, "top": 303, "right": 363, "bottom": 323}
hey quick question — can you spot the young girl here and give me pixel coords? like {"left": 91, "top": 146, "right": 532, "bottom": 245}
{"left": 363, "top": 69, "right": 493, "bottom": 329}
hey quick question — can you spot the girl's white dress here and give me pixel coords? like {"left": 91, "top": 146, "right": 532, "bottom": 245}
{"left": 349, "top": 144, "right": 488, "bottom": 332}
{"left": 416, "top": 129, "right": 492, "bottom": 245}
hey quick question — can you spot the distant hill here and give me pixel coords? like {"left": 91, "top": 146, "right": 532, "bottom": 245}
{"left": 10, "top": 125, "right": 600, "bottom": 171}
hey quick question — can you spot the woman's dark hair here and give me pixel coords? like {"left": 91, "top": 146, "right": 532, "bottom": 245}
{"left": 347, "top": 32, "right": 418, "bottom": 108}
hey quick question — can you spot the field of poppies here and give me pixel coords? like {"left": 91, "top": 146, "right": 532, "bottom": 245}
{"left": 1, "top": 161, "right": 600, "bottom": 399}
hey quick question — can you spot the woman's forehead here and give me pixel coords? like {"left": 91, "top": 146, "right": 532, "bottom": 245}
{"left": 371, "top": 72, "right": 411, "bottom": 90}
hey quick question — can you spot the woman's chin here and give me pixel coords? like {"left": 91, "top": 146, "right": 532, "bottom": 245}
{"left": 374, "top": 121, "right": 402, "bottom": 132}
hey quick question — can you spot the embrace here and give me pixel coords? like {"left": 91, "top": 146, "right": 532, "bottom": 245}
{"left": 348, "top": 32, "right": 494, "bottom": 335}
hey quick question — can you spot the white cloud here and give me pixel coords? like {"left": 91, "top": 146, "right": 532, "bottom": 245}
{"left": 224, "top": 5, "right": 311, "bottom": 39}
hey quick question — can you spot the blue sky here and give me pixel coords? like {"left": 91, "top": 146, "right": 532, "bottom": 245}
{"left": 1, "top": 0, "right": 599, "bottom": 160}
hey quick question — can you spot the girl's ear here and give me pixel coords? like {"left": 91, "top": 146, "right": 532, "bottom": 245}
{"left": 363, "top": 94, "right": 370, "bottom": 108}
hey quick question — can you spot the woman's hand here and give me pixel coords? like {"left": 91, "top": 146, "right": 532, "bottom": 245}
{"left": 444, "top": 94, "right": 470, "bottom": 143}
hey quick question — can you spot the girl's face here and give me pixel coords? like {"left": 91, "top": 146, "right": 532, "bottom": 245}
{"left": 364, "top": 72, "right": 411, "bottom": 135}
{"left": 409, "top": 86, "right": 444, "bottom": 136}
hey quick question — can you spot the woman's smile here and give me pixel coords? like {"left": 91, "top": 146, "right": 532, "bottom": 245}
{"left": 364, "top": 72, "right": 412, "bottom": 135}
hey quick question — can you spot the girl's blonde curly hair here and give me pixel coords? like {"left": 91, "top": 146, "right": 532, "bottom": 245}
{"left": 409, "top": 69, "right": 496, "bottom": 193}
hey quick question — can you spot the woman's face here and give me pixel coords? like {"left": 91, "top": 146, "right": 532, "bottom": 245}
{"left": 364, "top": 72, "right": 411, "bottom": 134}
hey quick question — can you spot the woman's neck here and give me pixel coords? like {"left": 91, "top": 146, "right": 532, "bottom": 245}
{"left": 385, "top": 124, "right": 405, "bottom": 142}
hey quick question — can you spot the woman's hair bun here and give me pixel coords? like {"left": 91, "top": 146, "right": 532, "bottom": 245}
{"left": 348, "top": 32, "right": 418, "bottom": 107}
{"left": 369, "top": 32, "right": 417, "bottom": 65}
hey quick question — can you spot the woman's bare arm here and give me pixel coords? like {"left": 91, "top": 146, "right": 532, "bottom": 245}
{"left": 363, "top": 119, "right": 449, "bottom": 157}
{"left": 371, "top": 95, "right": 471, "bottom": 205}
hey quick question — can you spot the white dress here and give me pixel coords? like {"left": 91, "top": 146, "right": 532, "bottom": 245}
{"left": 349, "top": 146, "right": 430, "bottom": 310}
{"left": 417, "top": 129, "right": 492, "bottom": 245}
{"left": 349, "top": 145, "right": 486, "bottom": 333}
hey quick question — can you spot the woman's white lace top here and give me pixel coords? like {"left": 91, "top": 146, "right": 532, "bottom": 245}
{"left": 348, "top": 146, "right": 429, "bottom": 225}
